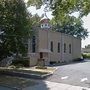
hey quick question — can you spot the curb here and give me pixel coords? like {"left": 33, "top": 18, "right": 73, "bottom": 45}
{"left": 0, "top": 70, "right": 53, "bottom": 79}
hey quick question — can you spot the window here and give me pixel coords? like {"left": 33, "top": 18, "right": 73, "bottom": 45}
{"left": 32, "top": 36, "right": 36, "bottom": 53}
{"left": 45, "top": 24, "right": 47, "bottom": 26}
{"left": 69, "top": 44, "right": 71, "bottom": 54}
{"left": 50, "top": 41, "right": 53, "bottom": 52}
{"left": 58, "top": 42, "right": 60, "bottom": 53}
{"left": 41, "top": 24, "right": 43, "bottom": 27}
{"left": 64, "top": 43, "right": 66, "bottom": 53}
{"left": 40, "top": 52, "right": 43, "bottom": 58}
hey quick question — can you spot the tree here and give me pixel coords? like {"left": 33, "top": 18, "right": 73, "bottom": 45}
{"left": 51, "top": 0, "right": 90, "bottom": 22}
{"left": 0, "top": 0, "right": 31, "bottom": 60}
{"left": 27, "top": 0, "right": 90, "bottom": 17}
{"left": 27, "top": 0, "right": 89, "bottom": 39}
{"left": 30, "top": 14, "right": 42, "bottom": 27}
{"left": 50, "top": 16, "right": 88, "bottom": 39}
{"left": 27, "top": 0, "right": 42, "bottom": 9}
{"left": 27, "top": 0, "right": 90, "bottom": 23}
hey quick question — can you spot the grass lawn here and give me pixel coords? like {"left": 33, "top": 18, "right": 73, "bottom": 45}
{"left": 0, "top": 75, "right": 38, "bottom": 89}
{"left": 0, "top": 66, "right": 56, "bottom": 76}
{"left": 0, "top": 67, "right": 54, "bottom": 89}
{"left": 30, "top": 66, "right": 56, "bottom": 73}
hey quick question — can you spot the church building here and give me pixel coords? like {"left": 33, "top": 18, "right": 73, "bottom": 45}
{"left": 27, "top": 16, "right": 81, "bottom": 66}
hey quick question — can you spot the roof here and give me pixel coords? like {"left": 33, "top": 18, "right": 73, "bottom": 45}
{"left": 40, "top": 19, "right": 50, "bottom": 23}
{"left": 38, "top": 49, "right": 51, "bottom": 53}
{"left": 40, "top": 13, "right": 50, "bottom": 23}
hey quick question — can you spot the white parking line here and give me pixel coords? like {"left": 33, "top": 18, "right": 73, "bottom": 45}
{"left": 61, "top": 76, "right": 69, "bottom": 80}
{"left": 80, "top": 78, "right": 88, "bottom": 82}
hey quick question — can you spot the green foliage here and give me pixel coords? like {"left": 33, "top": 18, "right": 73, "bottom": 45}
{"left": 36, "top": 66, "right": 47, "bottom": 69}
{"left": 0, "top": 0, "right": 31, "bottom": 60}
{"left": 85, "top": 44, "right": 90, "bottom": 48}
{"left": 52, "top": 0, "right": 90, "bottom": 21}
{"left": 82, "top": 53, "right": 90, "bottom": 59}
{"left": 50, "top": 16, "right": 88, "bottom": 39}
{"left": 27, "top": 0, "right": 90, "bottom": 14}
{"left": 28, "top": 0, "right": 90, "bottom": 21}
{"left": 30, "top": 14, "right": 42, "bottom": 26}
{"left": 27, "top": 0, "right": 42, "bottom": 9}
{"left": 27, "top": 0, "right": 89, "bottom": 39}
{"left": 12, "top": 58, "right": 30, "bottom": 67}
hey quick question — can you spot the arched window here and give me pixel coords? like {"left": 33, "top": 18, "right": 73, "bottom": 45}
{"left": 69, "top": 44, "right": 71, "bottom": 54}
{"left": 32, "top": 36, "right": 36, "bottom": 53}
{"left": 58, "top": 42, "right": 60, "bottom": 53}
{"left": 50, "top": 41, "right": 53, "bottom": 52}
{"left": 64, "top": 43, "right": 66, "bottom": 53}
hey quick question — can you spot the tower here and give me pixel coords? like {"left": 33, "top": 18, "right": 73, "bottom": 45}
{"left": 40, "top": 13, "right": 50, "bottom": 29}
{"left": 40, "top": 0, "right": 51, "bottom": 30}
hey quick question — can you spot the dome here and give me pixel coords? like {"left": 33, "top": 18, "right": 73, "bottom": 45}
{"left": 40, "top": 13, "right": 50, "bottom": 29}
{"left": 40, "top": 18, "right": 50, "bottom": 23}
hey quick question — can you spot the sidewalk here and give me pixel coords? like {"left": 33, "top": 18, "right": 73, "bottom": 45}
{"left": 24, "top": 81, "right": 90, "bottom": 90}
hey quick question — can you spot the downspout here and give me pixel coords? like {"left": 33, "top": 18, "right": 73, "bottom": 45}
{"left": 72, "top": 37, "right": 73, "bottom": 60}
{"left": 47, "top": 30, "right": 49, "bottom": 65}
{"left": 61, "top": 33, "right": 63, "bottom": 62}
{"left": 28, "top": 38, "right": 31, "bottom": 66}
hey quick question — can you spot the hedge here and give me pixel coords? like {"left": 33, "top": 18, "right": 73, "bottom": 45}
{"left": 82, "top": 53, "right": 90, "bottom": 59}
{"left": 12, "top": 58, "right": 30, "bottom": 67}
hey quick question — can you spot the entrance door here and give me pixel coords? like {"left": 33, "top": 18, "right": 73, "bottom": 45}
{"left": 40, "top": 52, "right": 43, "bottom": 58}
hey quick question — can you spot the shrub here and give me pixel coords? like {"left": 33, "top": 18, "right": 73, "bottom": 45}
{"left": 82, "top": 53, "right": 90, "bottom": 59}
{"left": 73, "top": 58, "right": 84, "bottom": 62}
{"left": 15, "top": 64, "right": 24, "bottom": 68}
{"left": 12, "top": 58, "right": 30, "bottom": 67}
{"left": 36, "top": 66, "right": 47, "bottom": 69}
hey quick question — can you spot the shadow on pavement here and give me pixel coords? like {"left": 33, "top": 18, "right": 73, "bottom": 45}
{"left": 24, "top": 80, "right": 50, "bottom": 90}
{"left": 49, "top": 59, "right": 90, "bottom": 67}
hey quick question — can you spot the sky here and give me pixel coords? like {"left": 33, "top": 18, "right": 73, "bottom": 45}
{"left": 82, "top": 15, "right": 90, "bottom": 48}
{"left": 26, "top": 1, "right": 90, "bottom": 48}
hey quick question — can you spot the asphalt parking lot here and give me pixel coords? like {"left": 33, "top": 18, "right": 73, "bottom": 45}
{"left": 46, "top": 59, "right": 90, "bottom": 88}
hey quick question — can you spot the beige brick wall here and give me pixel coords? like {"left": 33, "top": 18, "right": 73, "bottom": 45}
{"left": 48, "top": 31, "right": 62, "bottom": 62}
{"left": 72, "top": 37, "right": 81, "bottom": 60}
{"left": 28, "top": 29, "right": 81, "bottom": 66}
{"left": 38, "top": 30, "right": 48, "bottom": 50}
{"left": 38, "top": 30, "right": 81, "bottom": 63}
{"left": 61, "top": 34, "right": 73, "bottom": 62}
{"left": 28, "top": 53, "right": 39, "bottom": 66}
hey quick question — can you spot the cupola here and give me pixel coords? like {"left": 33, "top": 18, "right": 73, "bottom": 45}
{"left": 40, "top": 13, "right": 51, "bottom": 29}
